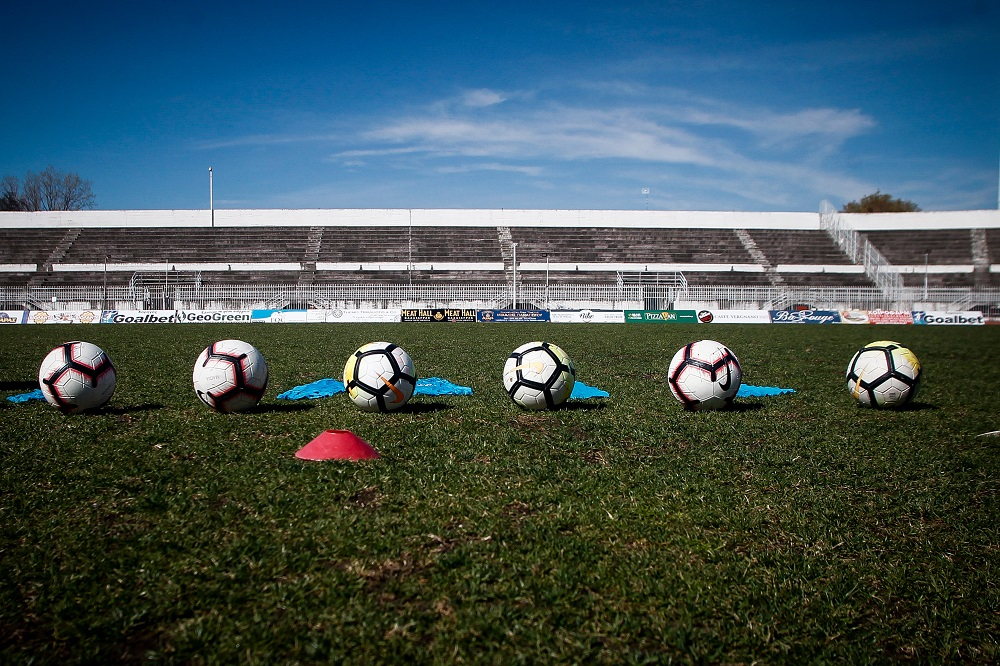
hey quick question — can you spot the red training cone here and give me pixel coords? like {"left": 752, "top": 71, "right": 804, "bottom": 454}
{"left": 296, "top": 429, "right": 380, "bottom": 461}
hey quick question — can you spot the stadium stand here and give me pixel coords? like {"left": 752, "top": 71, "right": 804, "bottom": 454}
{"left": 861, "top": 229, "right": 977, "bottom": 287}
{"left": 1, "top": 209, "right": 998, "bottom": 311}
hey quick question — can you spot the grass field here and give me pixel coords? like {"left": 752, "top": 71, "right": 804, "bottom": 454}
{"left": 1, "top": 323, "right": 998, "bottom": 664}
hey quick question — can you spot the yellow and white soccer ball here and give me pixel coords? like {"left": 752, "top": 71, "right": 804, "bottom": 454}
{"left": 667, "top": 339, "right": 742, "bottom": 411}
{"left": 343, "top": 342, "right": 416, "bottom": 412}
{"left": 846, "top": 340, "right": 921, "bottom": 408}
{"left": 38, "top": 341, "right": 117, "bottom": 414}
{"left": 502, "top": 341, "right": 576, "bottom": 410}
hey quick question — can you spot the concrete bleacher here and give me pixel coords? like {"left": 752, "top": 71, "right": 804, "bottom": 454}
{"left": 62, "top": 227, "right": 313, "bottom": 264}
{"left": 747, "top": 229, "right": 853, "bottom": 265}
{"left": 509, "top": 227, "right": 754, "bottom": 264}
{"left": 0, "top": 228, "right": 66, "bottom": 266}
{"left": 860, "top": 229, "right": 979, "bottom": 288}
{"left": 1, "top": 210, "right": 998, "bottom": 293}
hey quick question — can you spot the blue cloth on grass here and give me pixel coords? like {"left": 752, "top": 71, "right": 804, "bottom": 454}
{"left": 570, "top": 381, "right": 610, "bottom": 399}
{"left": 737, "top": 385, "right": 795, "bottom": 397}
{"left": 6, "top": 389, "right": 45, "bottom": 403}
{"left": 415, "top": 377, "right": 473, "bottom": 396}
{"left": 276, "top": 376, "right": 473, "bottom": 400}
{"left": 276, "top": 378, "right": 345, "bottom": 400}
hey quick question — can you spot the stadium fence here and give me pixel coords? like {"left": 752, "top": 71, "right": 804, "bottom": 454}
{"left": 2, "top": 282, "right": 998, "bottom": 313}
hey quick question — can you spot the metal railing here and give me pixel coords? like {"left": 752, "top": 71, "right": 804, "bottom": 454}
{"left": 2, "top": 282, "right": 998, "bottom": 313}
{"left": 820, "top": 202, "right": 903, "bottom": 297}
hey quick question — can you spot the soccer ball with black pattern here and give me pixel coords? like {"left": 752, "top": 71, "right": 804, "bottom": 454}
{"left": 38, "top": 341, "right": 117, "bottom": 414}
{"left": 192, "top": 340, "right": 268, "bottom": 413}
{"left": 846, "top": 340, "right": 921, "bottom": 408}
{"left": 343, "top": 342, "right": 416, "bottom": 412}
{"left": 503, "top": 341, "right": 576, "bottom": 410}
{"left": 667, "top": 340, "right": 742, "bottom": 411}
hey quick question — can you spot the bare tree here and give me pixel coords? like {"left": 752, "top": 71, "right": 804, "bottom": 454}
{"left": 1, "top": 166, "right": 96, "bottom": 211}
{"left": 0, "top": 176, "right": 24, "bottom": 211}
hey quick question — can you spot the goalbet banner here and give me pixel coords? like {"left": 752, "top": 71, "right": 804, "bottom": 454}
{"left": 913, "top": 311, "right": 984, "bottom": 325}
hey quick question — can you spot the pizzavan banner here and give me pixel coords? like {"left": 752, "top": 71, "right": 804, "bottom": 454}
{"left": 623, "top": 310, "right": 698, "bottom": 323}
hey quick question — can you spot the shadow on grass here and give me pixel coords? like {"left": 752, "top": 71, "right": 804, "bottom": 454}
{"left": 0, "top": 380, "right": 39, "bottom": 391}
{"left": 560, "top": 401, "right": 608, "bottom": 411}
{"left": 254, "top": 402, "right": 316, "bottom": 414}
{"left": 399, "top": 402, "right": 452, "bottom": 414}
{"left": 873, "top": 401, "right": 938, "bottom": 412}
{"left": 101, "top": 403, "right": 166, "bottom": 415}
{"left": 725, "top": 401, "right": 766, "bottom": 413}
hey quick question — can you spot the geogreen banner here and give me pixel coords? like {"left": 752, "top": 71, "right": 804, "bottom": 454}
{"left": 624, "top": 310, "right": 699, "bottom": 324}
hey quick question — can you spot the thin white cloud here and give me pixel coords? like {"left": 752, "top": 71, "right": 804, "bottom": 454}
{"left": 462, "top": 89, "right": 507, "bottom": 107}
{"left": 346, "top": 91, "right": 873, "bottom": 178}
{"left": 435, "top": 163, "right": 543, "bottom": 176}
{"left": 361, "top": 106, "right": 720, "bottom": 166}
{"left": 198, "top": 83, "right": 881, "bottom": 210}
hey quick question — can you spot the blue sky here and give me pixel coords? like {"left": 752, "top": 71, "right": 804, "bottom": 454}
{"left": 2, "top": 1, "right": 998, "bottom": 212}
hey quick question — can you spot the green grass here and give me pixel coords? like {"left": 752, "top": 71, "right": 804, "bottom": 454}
{"left": 1, "top": 323, "right": 998, "bottom": 664}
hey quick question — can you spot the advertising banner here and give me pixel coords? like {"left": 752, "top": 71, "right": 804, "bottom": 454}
{"left": 697, "top": 309, "right": 772, "bottom": 324}
{"left": 769, "top": 309, "right": 841, "bottom": 324}
{"left": 476, "top": 309, "right": 550, "bottom": 323}
{"left": 623, "top": 309, "right": 698, "bottom": 324}
{"left": 551, "top": 310, "right": 625, "bottom": 324}
{"left": 172, "top": 310, "right": 253, "bottom": 323}
{"left": 839, "top": 309, "right": 871, "bottom": 324}
{"left": 0, "top": 311, "right": 27, "bottom": 324}
{"left": 102, "top": 310, "right": 179, "bottom": 324}
{"left": 912, "top": 311, "right": 984, "bottom": 325}
{"left": 26, "top": 310, "right": 102, "bottom": 324}
{"left": 401, "top": 308, "right": 477, "bottom": 322}
{"left": 251, "top": 309, "right": 310, "bottom": 323}
{"left": 319, "top": 308, "right": 401, "bottom": 323}
{"left": 864, "top": 309, "right": 914, "bottom": 325}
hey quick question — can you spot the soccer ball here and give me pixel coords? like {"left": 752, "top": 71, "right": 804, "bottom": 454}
{"left": 38, "top": 341, "right": 116, "bottom": 414}
{"left": 667, "top": 340, "right": 742, "bottom": 411}
{"left": 503, "top": 341, "right": 576, "bottom": 410}
{"left": 193, "top": 340, "right": 269, "bottom": 413}
{"left": 343, "top": 342, "right": 416, "bottom": 412}
{"left": 846, "top": 341, "right": 921, "bottom": 408}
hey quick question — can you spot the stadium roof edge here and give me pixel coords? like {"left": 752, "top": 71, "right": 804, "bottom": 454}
{"left": 0, "top": 208, "right": 997, "bottom": 230}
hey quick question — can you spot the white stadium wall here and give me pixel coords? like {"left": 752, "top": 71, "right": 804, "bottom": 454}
{"left": 1, "top": 207, "right": 998, "bottom": 230}
{"left": 1, "top": 207, "right": 999, "bottom": 230}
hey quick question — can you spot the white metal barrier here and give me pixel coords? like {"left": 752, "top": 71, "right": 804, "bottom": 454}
{"left": 2, "top": 282, "right": 998, "bottom": 313}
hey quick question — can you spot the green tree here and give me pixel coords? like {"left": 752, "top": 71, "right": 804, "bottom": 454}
{"left": 841, "top": 191, "right": 919, "bottom": 213}
{"left": 0, "top": 166, "right": 96, "bottom": 211}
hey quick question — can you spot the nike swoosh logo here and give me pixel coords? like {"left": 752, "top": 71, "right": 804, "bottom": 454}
{"left": 719, "top": 362, "right": 732, "bottom": 391}
{"left": 381, "top": 376, "right": 406, "bottom": 403}
{"left": 510, "top": 361, "right": 547, "bottom": 376}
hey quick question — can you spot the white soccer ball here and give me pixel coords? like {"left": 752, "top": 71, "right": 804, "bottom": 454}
{"left": 343, "top": 342, "right": 416, "bottom": 412}
{"left": 38, "top": 341, "right": 117, "bottom": 414}
{"left": 503, "top": 341, "right": 576, "bottom": 410}
{"left": 667, "top": 339, "right": 742, "bottom": 411}
{"left": 193, "top": 340, "right": 269, "bottom": 413}
{"left": 846, "top": 340, "right": 921, "bottom": 408}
